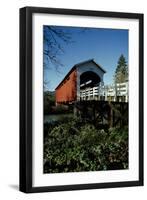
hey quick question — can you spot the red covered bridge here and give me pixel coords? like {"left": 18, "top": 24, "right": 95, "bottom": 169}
{"left": 55, "top": 59, "right": 106, "bottom": 104}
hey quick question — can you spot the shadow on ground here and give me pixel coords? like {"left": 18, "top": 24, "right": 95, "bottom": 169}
{"left": 9, "top": 184, "right": 19, "bottom": 191}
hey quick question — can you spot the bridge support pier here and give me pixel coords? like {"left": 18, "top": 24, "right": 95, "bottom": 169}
{"left": 72, "top": 100, "right": 128, "bottom": 128}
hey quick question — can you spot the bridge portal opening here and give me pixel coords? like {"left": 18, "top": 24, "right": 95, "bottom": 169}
{"left": 80, "top": 71, "right": 102, "bottom": 101}
{"left": 80, "top": 71, "right": 101, "bottom": 89}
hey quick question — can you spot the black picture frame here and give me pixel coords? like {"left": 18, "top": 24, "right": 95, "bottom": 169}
{"left": 19, "top": 6, "right": 144, "bottom": 193}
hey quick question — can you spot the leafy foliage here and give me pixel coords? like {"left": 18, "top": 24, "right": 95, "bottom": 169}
{"left": 44, "top": 117, "right": 128, "bottom": 173}
{"left": 44, "top": 91, "right": 73, "bottom": 115}
{"left": 114, "top": 54, "right": 128, "bottom": 83}
{"left": 44, "top": 91, "right": 55, "bottom": 114}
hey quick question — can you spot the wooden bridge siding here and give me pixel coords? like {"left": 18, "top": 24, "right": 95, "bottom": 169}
{"left": 55, "top": 69, "right": 77, "bottom": 104}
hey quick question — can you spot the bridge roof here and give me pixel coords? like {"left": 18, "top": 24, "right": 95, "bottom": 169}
{"left": 55, "top": 59, "right": 106, "bottom": 90}
{"left": 75, "top": 59, "right": 106, "bottom": 73}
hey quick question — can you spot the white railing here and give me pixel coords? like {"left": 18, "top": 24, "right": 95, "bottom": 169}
{"left": 80, "top": 82, "right": 128, "bottom": 102}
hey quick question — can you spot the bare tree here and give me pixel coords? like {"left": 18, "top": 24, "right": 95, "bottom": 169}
{"left": 43, "top": 26, "right": 74, "bottom": 90}
{"left": 43, "top": 26, "right": 73, "bottom": 71}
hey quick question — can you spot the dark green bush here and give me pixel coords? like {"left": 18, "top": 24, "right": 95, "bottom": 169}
{"left": 44, "top": 118, "right": 128, "bottom": 173}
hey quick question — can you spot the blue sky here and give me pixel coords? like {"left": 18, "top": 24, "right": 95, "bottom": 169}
{"left": 44, "top": 26, "right": 128, "bottom": 91}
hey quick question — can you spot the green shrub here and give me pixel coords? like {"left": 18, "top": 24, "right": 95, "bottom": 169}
{"left": 44, "top": 119, "right": 128, "bottom": 173}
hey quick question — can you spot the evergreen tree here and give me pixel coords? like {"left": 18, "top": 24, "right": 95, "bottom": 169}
{"left": 114, "top": 54, "right": 128, "bottom": 83}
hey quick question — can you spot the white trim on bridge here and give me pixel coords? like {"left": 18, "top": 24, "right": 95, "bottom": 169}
{"left": 80, "top": 82, "right": 128, "bottom": 102}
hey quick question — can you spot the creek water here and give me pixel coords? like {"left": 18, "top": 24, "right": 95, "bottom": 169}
{"left": 44, "top": 113, "right": 73, "bottom": 123}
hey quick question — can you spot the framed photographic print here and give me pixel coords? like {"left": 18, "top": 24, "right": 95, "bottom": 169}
{"left": 19, "top": 6, "right": 144, "bottom": 193}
